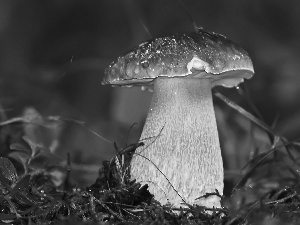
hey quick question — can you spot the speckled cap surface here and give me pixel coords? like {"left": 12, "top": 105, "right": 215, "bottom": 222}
{"left": 102, "top": 28, "right": 254, "bottom": 88}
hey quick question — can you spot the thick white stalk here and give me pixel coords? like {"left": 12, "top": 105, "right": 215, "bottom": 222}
{"left": 130, "top": 77, "right": 223, "bottom": 208}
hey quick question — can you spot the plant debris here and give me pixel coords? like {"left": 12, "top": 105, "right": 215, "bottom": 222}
{"left": 0, "top": 94, "right": 300, "bottom": 224}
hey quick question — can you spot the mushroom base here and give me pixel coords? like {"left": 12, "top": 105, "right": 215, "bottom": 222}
{"left": 130, "top": 77, "right": 224, "bottom": 208}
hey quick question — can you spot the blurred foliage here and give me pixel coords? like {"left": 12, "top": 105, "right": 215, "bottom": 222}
{"left": 0, "top": 1, "right": 299, "bottom": 120}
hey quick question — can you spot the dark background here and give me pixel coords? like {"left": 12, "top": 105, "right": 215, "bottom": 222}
{"left": 0, "top": 0, "right": 299, "bottom": 184}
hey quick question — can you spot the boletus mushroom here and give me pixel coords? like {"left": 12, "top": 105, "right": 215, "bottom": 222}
{"left": 102, "top": 28, "right": 254, "bottom": 208}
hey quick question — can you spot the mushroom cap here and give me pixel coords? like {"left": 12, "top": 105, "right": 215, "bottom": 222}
{"left": 102, "top": 28, "right": 254, "bottom": 88}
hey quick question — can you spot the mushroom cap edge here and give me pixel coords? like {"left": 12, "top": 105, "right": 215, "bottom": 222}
{"left": 102, "top": 29, "right": 254, "bottom": 89}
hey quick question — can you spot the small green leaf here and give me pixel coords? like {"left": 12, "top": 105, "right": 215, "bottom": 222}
{"left": 11, "top": 174, "right": 31, "bottom": 197}
{"left": 0, "top": 157, "right": 17, "bottom": 186}
{"left": 14, "top": 192, "right": 36, "bottom": 206}
{"left": 0, "top": 173, "right": 11, "bottom": 186}
{"left": 10, "top": 143, "right": 30, "bottom": 153}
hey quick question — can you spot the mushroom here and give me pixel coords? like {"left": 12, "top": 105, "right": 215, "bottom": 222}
{"left": 102, "top": 28, "right": 254, "bottom": 208}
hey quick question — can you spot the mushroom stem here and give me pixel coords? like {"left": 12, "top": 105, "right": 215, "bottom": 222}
{"left": 130, "top": 77, "right": 224, "bottom": 208}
